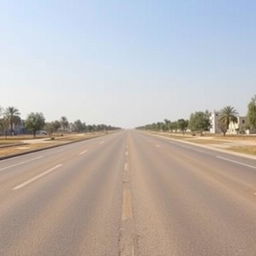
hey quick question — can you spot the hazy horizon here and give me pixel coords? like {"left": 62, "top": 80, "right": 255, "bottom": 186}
{"left": 1, "top": 1, "right": 256, "bottom": 128}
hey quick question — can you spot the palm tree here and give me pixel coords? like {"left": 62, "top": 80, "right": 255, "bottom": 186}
{"left": 5, "top": 106, "right": 20, "bottom": 135}
{"left": 219, "top": 106, "right": 238, "bottom": 136}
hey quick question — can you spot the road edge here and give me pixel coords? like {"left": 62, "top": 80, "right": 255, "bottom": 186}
{"left": 146, "top": 132, "right": 256, "bottom": 161}
{"left": 0, "top": 134, "right": 105, "bottom": 161}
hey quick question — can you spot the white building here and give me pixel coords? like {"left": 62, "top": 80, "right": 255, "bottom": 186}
{"left": 227, "top": 116, "right": 247, "bottom": 135}
{"left": 210, "top": 111, "right": 222, "bottom": 134}
{"left": 210, "top": 111, "right": 248, "bottom": 134}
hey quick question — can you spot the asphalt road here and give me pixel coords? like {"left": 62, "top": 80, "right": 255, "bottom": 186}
{"left": 0, "top": 130, "right": 256, "bottom": 256}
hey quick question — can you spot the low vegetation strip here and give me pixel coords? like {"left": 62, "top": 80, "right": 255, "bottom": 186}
{"left": 0, "top": 132, "right": 106, "bottom": 160}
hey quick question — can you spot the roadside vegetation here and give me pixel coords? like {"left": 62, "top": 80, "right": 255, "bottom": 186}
{"left": 0, "top": 106, "right": 120, "bottom": 158}
{"left": 0, "top": 106, "right": 120, "bottom": 140}
{"left": 137, "top": 95, "right": 256, "bottom": 137}
{"left": 136, "top": 95, "right": 256, "bottom": 156}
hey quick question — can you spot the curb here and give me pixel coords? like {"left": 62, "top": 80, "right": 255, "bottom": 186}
{"left": 149, "top": 132, "right": 256, "bottom": 161}
{"left": 0, "top": 134, "right": 104, "bottom": 161}
{"left": 0, "top": 143, "right": 28, "bottom": 149}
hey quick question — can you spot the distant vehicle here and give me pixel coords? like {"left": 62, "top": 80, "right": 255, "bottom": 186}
{"left": 36, "top": 130, "right": 47, "bottom": 135}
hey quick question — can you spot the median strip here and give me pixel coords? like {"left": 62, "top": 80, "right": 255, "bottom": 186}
{"left": 13, "top": 164, "right": 63, "bottom": 190}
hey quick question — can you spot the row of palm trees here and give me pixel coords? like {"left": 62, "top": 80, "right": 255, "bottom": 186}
{"left": 137, "top": 105, "right": 241, "bottom": 136}
{"left": 0, "top": 106, "right": 20, "bottom": 135}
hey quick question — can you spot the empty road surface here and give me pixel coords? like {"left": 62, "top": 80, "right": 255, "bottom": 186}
{"left": 0, "top": 130, "right": 256, "bottom": 256}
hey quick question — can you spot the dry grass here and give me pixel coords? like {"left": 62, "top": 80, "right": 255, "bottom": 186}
{"left": 185, "top": 139, "right": 228, "bottom": 145}
{"left": 228, "top": 146, "right": 256, "bottom": 156}
{"left": 0, "top": 143, "right": 54, "bottom": 157}
{"left": 212, "top": 135, "right": 256, "bottom": 141}
{"left": 0, "top": 135, "right": 46, "bottom": 140}
{"left": 0, "top": 140, "right": 23, "bottom": 145}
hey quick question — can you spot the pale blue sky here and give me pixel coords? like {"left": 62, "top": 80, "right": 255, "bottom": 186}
{"left": 0, "top": 0, "right": 255, "bottom": 127}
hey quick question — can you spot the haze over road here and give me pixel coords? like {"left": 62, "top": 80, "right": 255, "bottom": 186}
{"left": 0, "top": 130, "right": 256, "bottom": 256}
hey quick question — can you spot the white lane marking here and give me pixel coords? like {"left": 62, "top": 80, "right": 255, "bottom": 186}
{"left": 13, "top": 164, "right": 63, "bottom": 190}
{"left": 79, "top": 150, "right": 88, "bottom": 156}
{"left": 99, "top": 141, "right": 105, "bottom": 145}
{"left": 0, "top": 156, "right": 43, "bottom": 172}
{"left": 124, "top": 163, "right": 128, "bottom": 171}
{"left": 216, "top": 156, "right": 256, "bottom": 169}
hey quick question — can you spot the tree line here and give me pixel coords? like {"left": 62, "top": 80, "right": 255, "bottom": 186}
{"left": 0, "top": 106, "right": 120, "bottom": 138}
{"left": 137, "top": 95, "right": 256, "bottom": 136}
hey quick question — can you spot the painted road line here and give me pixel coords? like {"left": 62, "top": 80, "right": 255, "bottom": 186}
{"left": 122, "top": 188, "right": 133, "bottom": 221}
{"left": 177, "top": 144, "right": 206, "bottom": 154}
{"left": 120, "top": 187, "right": 135, "bottom": 256}
{"left": 13, "top": 164, "right": 63, "bottom": 190}
{"left": 99, "top": 141, "right": 105, "bottom": 145}
{"left": 123, "top": 163, "right": 129, "bottom": 183}
{"left": 0, "top": 156, "right": 43, "bottom": 172}
{"left": 79, "top": 150, "right": 88, "bottom": 156}
{"left": 216, "top": 156, "right": 256, "bottom": 169}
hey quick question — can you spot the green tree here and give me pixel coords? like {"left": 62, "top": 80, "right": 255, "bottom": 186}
{"left": 170, "top": 121, "right": 178, "bottom": 132}
{"left": 25, "top": 113, "right": 45, "bottom": 138}
{"left": 247, "top": 95, "right": 256, "bottom": 131}
{"left": 0, "top": 107, "right": 6, "bottom": 137}
{"left": 52, "top": 120, "right": 61, "bottom": 133}
{"left": 73, "top": 119, "right": 86, "bottom": 132}
{"left": 1, "top": 117, "right": 9, "bottom": 139}
{"left": 5, "top": 106, "right": 20, "bottom": 135}
{"left": 44, "top": 122, "right": 55, "bottom": 137}
{"left": 219, "top": 106, "right": 238, "bottom": 136}
{"left": 177, "top": 119, "right": 189, "bottom": 134}
{"left": 164, "top": 119, "right": 171, "bottom": 131}
{"left": 189, "top": 111, "right": 210, "bottom": 135}
{"left": 60, "top": 116, "right": 69, "bottom": 133}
